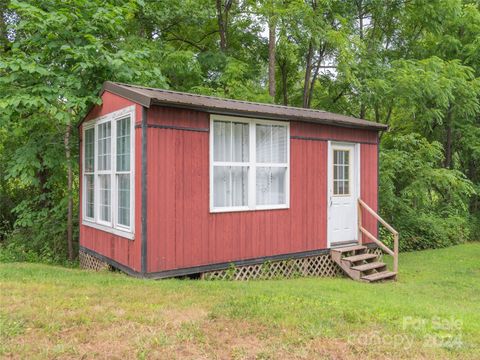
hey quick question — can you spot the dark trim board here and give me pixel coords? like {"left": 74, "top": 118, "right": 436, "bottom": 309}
{"left": 80, "top": 243, "right": 379, "bottom": 280}
{"left": 135, "top": 123, "right": 209, "bottom": 133}
{"left": 80, "top": 246, "right": 140, "bottom": 277}
{"left": 141, "top": 107, "right": 148, "bottom": 274}
{"left": 134, "top": 125, "right": 379, "bottom": 145}
{"left": 291, "top": 135, "right": 378, "bottom": 145}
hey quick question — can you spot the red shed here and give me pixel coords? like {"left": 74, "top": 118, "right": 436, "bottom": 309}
{"left": 78, "top": 82, "right": 389, "bottom": 279}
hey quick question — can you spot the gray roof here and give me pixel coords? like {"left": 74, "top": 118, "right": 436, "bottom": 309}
{"left": 100, "top": 81, "right": 387, "bottom": 131}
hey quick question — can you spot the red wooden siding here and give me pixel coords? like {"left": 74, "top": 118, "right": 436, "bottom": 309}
{"left": 79, "top": 91, "right": 143, "bottom": 271}
{"left": 291, "top": 121, "right": 378, "bottom": 144}
{"left": 360, "top": 143, "right": 379, "bottom": 242}
{"left": 146, "top": 107, "right": 379, "bottom": 273}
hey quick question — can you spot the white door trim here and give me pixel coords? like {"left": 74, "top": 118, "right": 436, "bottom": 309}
{"left": 327, "top": 141, "right": 361, "bottom": 248}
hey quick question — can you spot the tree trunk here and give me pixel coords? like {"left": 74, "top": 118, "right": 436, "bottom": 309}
{"left": 357, "top": 0, "right": 366, "bottom": 119}
{"left": 302, "top": 41, "right": 313, "bottom": 108}
{"left": 268, "top": 18, "right": 276, "bottom": 98}
{"left": 64, "top": 121, "right": 74, "bottom": 261}
{"left": 216, "top": 0, "right": 227, "bottom": 51}
{"left": 357, "top": 0, "right": 364, "bottom": 40}
{"left": 359, "top": 103, "right": 366, "bottom": 119}
{"left": 307, "top": 47, "right": 325, "bottom": 108}
{"left": 280, "top": 62, "right": 288, "bottom": 105}
{"left": 0, "top": 0, "right": 10, "bottom": 53}
{"left": 444, "top": 124, "right": 452, "bottom": 169}
{"left": 443, "top": 107, "right": 453, "bottom": 169}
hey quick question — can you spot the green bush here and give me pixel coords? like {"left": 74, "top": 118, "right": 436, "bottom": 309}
{"left": 379, "top": 134, "right": 475, "bottom": 251}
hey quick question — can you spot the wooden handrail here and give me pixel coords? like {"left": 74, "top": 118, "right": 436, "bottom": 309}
{"left": 358, "top": 198, "right": 399, "bottom": 274}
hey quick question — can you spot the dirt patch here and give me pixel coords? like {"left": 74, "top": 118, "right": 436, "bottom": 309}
{"left": 161, "top": 307, "right": 208, "bottom": 328}
{"left": 0, "top": 306, "right": 463, "bottom": 360}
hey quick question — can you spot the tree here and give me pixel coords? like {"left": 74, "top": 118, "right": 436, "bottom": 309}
{"left": 0, "top": 0, "right": 166, "bottom": 260}
{"left": 1, "top": 0, "right": 480, "bottom": 262}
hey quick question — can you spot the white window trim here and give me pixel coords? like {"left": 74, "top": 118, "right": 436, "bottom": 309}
{"left": 82, "top": 105, "right": 135, "bottom": 240}
{"left": 332, "top": 147, "right": 352, "bottom": 196}
{"left": 209, "top": 114, "right": 290, "bottom": 213}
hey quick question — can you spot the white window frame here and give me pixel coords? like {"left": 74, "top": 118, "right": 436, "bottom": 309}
{"left": 209, "top": 114, "right": 290, "bottom": 213}
{"left": 82, "top": 105, "right": 135, "bottom": 240}
{"left": 83, "top": 127, "right": 95, "bottom": 222}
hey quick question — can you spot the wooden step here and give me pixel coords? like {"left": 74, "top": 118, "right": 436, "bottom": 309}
{"left": 342, "top": 253, "right": 377, "bottom": 263}
{"left": 330, "top": 245, "right": 366, "bottom": 253}
{"left": 351, "top": 262, "right": 386, "bottom": 272}
{"left": 361, "top": 271, "right": 397, "bottom": 282}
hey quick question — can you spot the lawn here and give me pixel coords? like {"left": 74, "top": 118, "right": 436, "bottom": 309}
{"left": 1, "top": 243, "right": 479, "bottom": 359}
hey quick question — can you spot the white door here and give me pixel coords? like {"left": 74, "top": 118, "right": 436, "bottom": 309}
{"left": 328, "top": 142, "right": 359, "bottom": 246}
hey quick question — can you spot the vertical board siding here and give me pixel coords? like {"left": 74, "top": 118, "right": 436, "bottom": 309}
{"left": 291, "top": 121, "right": 378, "bottom": 144}
{"left": 146, "top": 107, "right": 379, "bottom": 273}
{"left": 79, "top": 91, "right": 142, "bottom": 271}
{"left": 360, "top": 142, "right": 379, "bottom": 242}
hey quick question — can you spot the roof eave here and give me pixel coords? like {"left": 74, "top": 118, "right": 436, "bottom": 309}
{"left": 78, "top": 81, "right": 388, "bottom": 131}
{"left": 150, "top": 99, "right": 388, "bottom": 131}
{"left": 103, "top": 81, "right": 152, "bottom": 108}
{"left": 77, "top": 81, "right": 153, "bottom": 128}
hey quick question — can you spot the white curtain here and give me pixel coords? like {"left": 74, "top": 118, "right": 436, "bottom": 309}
{"left": 256, "top": 167, "right": 286, "bottom": 205}
{"left": 256, "top": 124, "right": 270, "bottom": 162}
{"left": 213, "top": 166, "right": 248, "bottom": 207}
{"left": 116, "top": 117, "right": 130, "bottom": 172}
{"left": 117, "top": 174, "right": 130, "bottom": 226}
{"left": 272, "top": 125, "right": 287, "bottom": 163}
{"left": 98, "top": 122, "right": 111, "bottom": 171}
{"left": 255, "top": 124, "right": 287, "bottom": 205}
{"left": 85, "top": 174, "right": 94, "bottom": 218}
{"left": 99, "top": 174, "right": 111, "bottom": 221}
{"left": 256, "top": 124, "right": 287, "bottom": 164}
{"left": 85, "top": 128, "right": 95, "bottom": 172}
{"left": 213, "top": 121, "right": 249, "bottom": 207}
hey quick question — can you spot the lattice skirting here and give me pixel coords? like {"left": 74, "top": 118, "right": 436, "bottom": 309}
{"left": 202, "top": 247, "right": 383, "bottom": 281}
{"left": 79, "top": 250, "right": 111, "bottom": 272}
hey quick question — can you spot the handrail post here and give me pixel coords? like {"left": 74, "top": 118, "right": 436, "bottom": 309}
{"left": 357, "top": 200, "right": 363, "bottom": 245}
{"left": 358, "top": 198, "right": 399, "bottom": 276}
{"left": 393, "top": 233, "right": 399, "bottom": 274}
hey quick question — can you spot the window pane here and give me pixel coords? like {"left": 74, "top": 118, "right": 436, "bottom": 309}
{"left": 85, "top": 174, "right": 94, "bottom": 218}
{"left": 271, "top": 125, "right": 287, "bottom": 163}
{"left": 213, "top": 166, "right": 248, "bottom": 207}
{"left": 98, "top": 122, "right": 111, "bottom": 171}
{"left": 116, "top": 116, "right": 130, "bottom": 172}
{"left": 256, "top": 124, "right": 287, "bottom": 164}
{"left": 214, "top": 121, "right": 248, "bottom": 163}
{"left": 117, "top": 174, "right": 130, "bottom": 227}
{"left": 213, "top": 121, "right": 232, "bottom": 162}
{"left": 256, "top": 124, "right": 271, "bottom": 163}
{"left": 333, "top": 150, "right": 350, "bottom": 195}
{"left": 232, "top": 122, "right": 249, "bottom": 162}
{"left": 84, "top": 128, "right": 95, "bottom": 172}
{"left": 99, "top": 175, "right": 111, "bottom": 222}
{"left": 256, "top": 167, "right": 287, "bottom": 205}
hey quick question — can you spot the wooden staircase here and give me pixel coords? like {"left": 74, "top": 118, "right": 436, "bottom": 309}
{"left": 330, "top": 199, "right": 399, "bottom": 282}
{"left": 331, "top": 245, "right": 397, "bottom": 282}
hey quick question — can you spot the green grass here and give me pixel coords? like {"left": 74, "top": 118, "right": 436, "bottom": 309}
{"left": 1, "top": 243, "right": 479, "bottom": 359}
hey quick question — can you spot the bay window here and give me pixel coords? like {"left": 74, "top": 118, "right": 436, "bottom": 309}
{"left": 82, "top": 106, "right": 135, "bottom": 238}
{"left": 210, "top": 115, "right": 289, "bottom": 212}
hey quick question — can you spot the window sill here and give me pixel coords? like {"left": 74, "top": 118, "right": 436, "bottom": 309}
{"left": 82, "top": 220, "right": 135, "bottom": 240}
{"left": 210, "top": 204, "right": 289, "bottom": 214}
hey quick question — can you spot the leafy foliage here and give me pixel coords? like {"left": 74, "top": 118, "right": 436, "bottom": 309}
{"left": 1, "top": 0, "right": 479, "bottom": 262}
{"left": 380, "top": 134, "right": 475, "bottom": 250}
